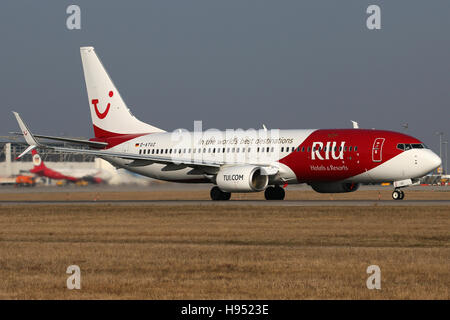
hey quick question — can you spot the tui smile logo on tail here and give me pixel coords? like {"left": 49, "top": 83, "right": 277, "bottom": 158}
{"left": 91, "top": 91, "right": 113, "bottom": 119}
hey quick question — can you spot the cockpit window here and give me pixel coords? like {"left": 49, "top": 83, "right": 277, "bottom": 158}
{"left": 397, "top": 143, "right": 427, "bottom": 151}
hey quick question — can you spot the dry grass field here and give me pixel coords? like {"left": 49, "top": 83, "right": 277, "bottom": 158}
{"left": 0, "top": 195, "right": 448, "bottom": 299}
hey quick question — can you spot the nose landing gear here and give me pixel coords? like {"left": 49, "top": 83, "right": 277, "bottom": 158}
{"left": 392, "top": 189, "right": 405, "bottom": 200}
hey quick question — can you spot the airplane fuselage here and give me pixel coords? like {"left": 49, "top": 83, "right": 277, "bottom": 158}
{"left": 98, "top": 128, "right": 440, "bottom": 186}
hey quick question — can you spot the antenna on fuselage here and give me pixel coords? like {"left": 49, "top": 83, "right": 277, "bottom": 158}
{"left": 351, "top": 120, "right": 359, "bottom": 129}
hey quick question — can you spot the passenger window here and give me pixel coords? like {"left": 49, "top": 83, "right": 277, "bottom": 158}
{"left": 354, "top": 146, "right": 358, "bottom": 152}
{"left": 139, "top": 149, "right": 142, "bottom": 155}
{"left": 292, "top": 147, "right": 295, "bottom": 152}
{"left": 307, "top": 147, "right": 310, "bottom": 152}
{"left": 349, "top": 147, "right": 352, "bottom": 151}
{"left": 281, "top": 147, "right": 284, "bottom": 152}
{"left": 301, "top": 147, "right": 305, "bottom": 152}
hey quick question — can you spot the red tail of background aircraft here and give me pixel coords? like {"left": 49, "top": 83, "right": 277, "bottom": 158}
{"left": 29, "top": 149, "right": 103, "bottom": 184}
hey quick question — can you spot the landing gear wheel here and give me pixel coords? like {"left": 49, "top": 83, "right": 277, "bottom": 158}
{"left": 392, "top": 189, "right": 404, "bottom": 200}
{"left": 210, "top": 186, "right": 231, "bottom": 201}
{"left": 264, "top": 186, "right": 285, "bottom": 200}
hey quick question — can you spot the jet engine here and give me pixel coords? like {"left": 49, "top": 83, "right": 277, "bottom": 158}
{"left": 216, "top": 165, "right": 269, "bottom": 192}
{"left": 309, "top": 182, "right": 360, "bottom": 193}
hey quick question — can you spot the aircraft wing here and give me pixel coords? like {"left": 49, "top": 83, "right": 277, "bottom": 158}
{"left": 9, "top": 132, "right": 108, "bottom": 148}
{"left": 13, "top": 112, "right": 280, "bottom": 174}
{"left": 43, "top": 145, "right": 223, "bottom": 169}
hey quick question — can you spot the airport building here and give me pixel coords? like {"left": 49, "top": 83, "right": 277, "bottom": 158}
{"left": 0, "top": 140, "right": 96, "bottom": 177}
{"left": 0, "top": 139, "right": 151, "bottom": 185}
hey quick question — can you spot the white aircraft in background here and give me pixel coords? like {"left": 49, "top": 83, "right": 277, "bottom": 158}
{"left": 12, "top": 47, "right": 441, "bottom": 200}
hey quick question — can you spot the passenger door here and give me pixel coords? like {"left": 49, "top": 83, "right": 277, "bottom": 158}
{"left": 372, "top": 138, "right": 385, "bottom": 162}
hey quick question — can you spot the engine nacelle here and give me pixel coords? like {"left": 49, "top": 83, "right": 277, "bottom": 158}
{"left": 309, "top": 182, "right": 360, "bottom": 193}
{"left": 216, "top": 165, "right": 269, "bottom": 192}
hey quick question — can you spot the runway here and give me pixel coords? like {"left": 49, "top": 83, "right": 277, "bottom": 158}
{"left": 1, "top": 199, "right": 449, "bottom": 206}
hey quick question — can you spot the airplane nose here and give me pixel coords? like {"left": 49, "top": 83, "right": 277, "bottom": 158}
{"left": 426, "top": 150, "right": 442, "bottom": 172}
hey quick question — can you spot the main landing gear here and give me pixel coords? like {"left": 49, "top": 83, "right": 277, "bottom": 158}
{"left": 392, "top": 189, "right": 405, "bottom": 200}
{"left": 264, "top": 186, "right": 285, "bottom": 200}
{"left": 210, "top": 186, "right": 231, "bottom": 201}
{"left": 209, "top": 186, "right": 286, "bottom": 201}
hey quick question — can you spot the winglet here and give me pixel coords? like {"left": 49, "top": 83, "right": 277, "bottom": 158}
{"left": 12, "top": 112, "right": 42, "bottom": 146}
{"left": 12, "top": 112, "right": 42, "bottom": 160}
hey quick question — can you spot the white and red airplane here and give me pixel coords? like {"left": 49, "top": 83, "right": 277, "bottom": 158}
{"left": 13, "top": 47, "right": 441, "bottom": 200}
{"left": 29, "top": 149, "right": 104, "bottom": 184}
